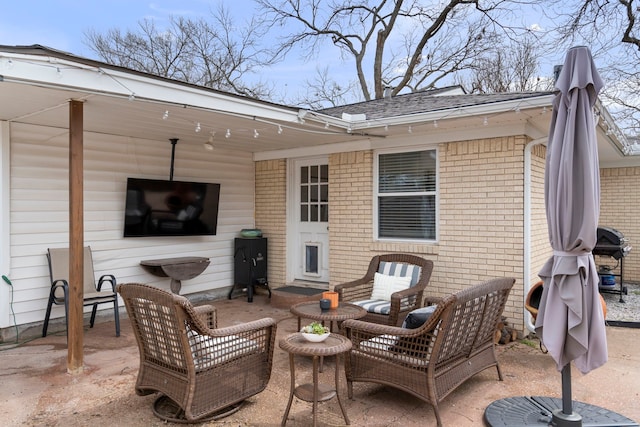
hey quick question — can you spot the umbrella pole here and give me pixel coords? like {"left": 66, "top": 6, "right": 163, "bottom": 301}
{"left": 551, "top": 364, "right": 582, "bottom": 426}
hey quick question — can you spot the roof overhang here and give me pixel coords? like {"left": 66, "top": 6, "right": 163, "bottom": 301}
{"left": 1, "top": 45, "right": 637, "bottom": 167}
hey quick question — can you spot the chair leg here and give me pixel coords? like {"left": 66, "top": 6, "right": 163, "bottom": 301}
{"left": 42, "top": 293, "right": 55, "bottom": 337}
{"left": 113, "top": 299, "right": 120, "bottom": 337}
{"left": 90, "top": 304, "right": 98, "bottom": 328}
{"left": 43, "top": 286, "right": 68, "bottom": 337}
{"left": 433, "top": 405, "right": 443, "bottom": 427}
{"left": 495, "top": 362, "right": 504, "bottom": 381}
{"left": 63, "top": 299, "right": 69, "bottom": 339}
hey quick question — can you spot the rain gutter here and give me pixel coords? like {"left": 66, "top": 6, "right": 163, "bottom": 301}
{"left": 524, "top": 136, "right": 547, "bottom": 333}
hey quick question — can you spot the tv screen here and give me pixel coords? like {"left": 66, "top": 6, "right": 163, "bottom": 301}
{"left": 124, "top": 178, "right": 220, "bottom": 237}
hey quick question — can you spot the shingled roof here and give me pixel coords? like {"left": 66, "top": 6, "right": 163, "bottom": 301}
{"left": 319, "top": 89, "right": 553, "bottom": 120}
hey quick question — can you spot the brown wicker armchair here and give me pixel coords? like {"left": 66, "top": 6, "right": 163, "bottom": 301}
{"left": 117, "top": 283, "right": 277, "bottom": 423}
{"left": 334, "top": 254, "right": 434, "bottom": 326}
{"left": 342, "top": 277, "right": 515, "bottom": 427}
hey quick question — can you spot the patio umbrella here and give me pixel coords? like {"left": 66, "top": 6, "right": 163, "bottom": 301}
{"left": 484, "top": 46, "right": 638, "bottom": 427}
{"left": 535, "top": 45, "right": 606, "bottom": 425}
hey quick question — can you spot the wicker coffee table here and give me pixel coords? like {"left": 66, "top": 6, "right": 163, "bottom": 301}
{"left": 279, "top": 333, "right": 352, "bottom": 427}
{"left": 290, "top": 301, "right": 367, "bottom": 332}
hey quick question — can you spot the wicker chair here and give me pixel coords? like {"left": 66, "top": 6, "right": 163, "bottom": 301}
{"left": 342, "top": 277, "right": 515, "bottom": 427}
{"left": 334, "top": 254, "right": 434, "bottom": 326}
{"left": 117, "top": 283, "right": 277, "bottom": 423}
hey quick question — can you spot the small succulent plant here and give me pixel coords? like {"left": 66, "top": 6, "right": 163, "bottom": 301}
{"left": 301, "top": 321, "right": 329, "bottom": 335}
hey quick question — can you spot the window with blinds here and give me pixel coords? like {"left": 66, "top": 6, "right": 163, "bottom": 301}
{"left": 377, "top": 149, "right": 436, "bottom": 240}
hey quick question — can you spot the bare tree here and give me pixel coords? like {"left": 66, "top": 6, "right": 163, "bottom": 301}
{"left": 462, "top": 36, "right": 553, "bottom": 93}
{"left": 551, "top": 0, "right": 640, "bottom": 135}
{"left": 84, "top": 6, "right": 274, "bottom": 99}
{"left": 254, "top": 0, "right": 537, "bottom": 103}
{"left": 296, "top": 66, "right": 361, "bottom": 109}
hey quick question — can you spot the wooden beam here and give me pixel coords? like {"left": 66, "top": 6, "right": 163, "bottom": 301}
{"left": 68, "top": 100, "right": 84, "bottom": 374}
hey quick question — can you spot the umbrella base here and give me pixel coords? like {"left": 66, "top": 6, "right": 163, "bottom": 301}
{"left": 484, "top": 396, "right": 638, "bottom": 427}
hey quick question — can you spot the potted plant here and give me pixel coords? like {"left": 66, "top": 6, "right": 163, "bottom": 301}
{"left": 300, "top": 321, "right": 330, "bottom": 342}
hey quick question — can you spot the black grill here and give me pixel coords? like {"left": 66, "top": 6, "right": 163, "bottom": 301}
{"left": 593, "top": 226, "right": 631, "bottom": 302}
{"left": 593, "top": 227, "right": 631, "bottom": 260}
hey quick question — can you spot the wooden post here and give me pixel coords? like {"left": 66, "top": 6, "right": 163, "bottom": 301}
{"left": 68, "top": 100, "right": 84, "bottom": 374}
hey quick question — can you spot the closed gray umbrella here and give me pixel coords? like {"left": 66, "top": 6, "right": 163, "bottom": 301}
{"left": 535, "top": 45, "right": 607, "bottom": 375}
{"left": 484, "top": 46, "right": 637, "bottom": 427}
{"left": 536, "top": 45, "right": 607, "bottom": 425}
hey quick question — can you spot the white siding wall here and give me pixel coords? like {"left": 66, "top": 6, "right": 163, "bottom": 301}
{"left": 2, "top": 122, "right": 255, "bottom": 329}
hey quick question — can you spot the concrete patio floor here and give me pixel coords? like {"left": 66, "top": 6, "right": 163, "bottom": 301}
{"left": 1, "top": 292, "right": 639, "bottom": 426}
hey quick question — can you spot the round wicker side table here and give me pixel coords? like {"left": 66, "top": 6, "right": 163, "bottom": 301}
{"left": 279, "top": 333, "right": 352, "bottom": 427}
{"left": 290, "top": 301, "right": 367, "bottom": 332}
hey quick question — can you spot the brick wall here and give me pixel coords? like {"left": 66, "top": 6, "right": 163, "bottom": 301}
{"left": 599, "top": 167, "right": 640, "bottom": 283}
{"left": 255, "top": 159, "right": 287, "bottom": 287}
{"left": 437, "top": 136, "right": 527, "bottom": 330}
{"left": 254, "top": 137, "right": 570, "bottom": 333}
{"left": 325, "top": 137, "right": 531, "bottom": 331}
{"left": 328, "top": 151, "right": 376, "bottom": 284}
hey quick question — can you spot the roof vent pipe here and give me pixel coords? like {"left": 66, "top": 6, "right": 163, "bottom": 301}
{"left": 383, "top": 86, "right": 393, "bottom": 99}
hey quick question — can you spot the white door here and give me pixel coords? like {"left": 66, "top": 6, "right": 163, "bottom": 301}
{"left": 293, "top": 158, "right": 329, "bottom": 282}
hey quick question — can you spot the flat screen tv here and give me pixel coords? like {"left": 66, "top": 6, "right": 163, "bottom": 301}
{"left": 123, "top": 178, "right": 220, "bottom": 237}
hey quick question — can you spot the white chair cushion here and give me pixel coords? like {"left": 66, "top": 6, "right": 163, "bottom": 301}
{"left": 378, "top": 261, "right": 421, "bottom": 287}
{"left": 356, "top": 334, "right": 429, "bottom": 367}
{"left": 188, "top": 330, "right": 259, "bottom": 370}
{"left": 371, "top": 272, "right": 412, "bottom": 301}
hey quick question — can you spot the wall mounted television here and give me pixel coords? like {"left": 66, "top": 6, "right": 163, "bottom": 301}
{"left": 123, "top": 178, "right": 221, "bottom": 237}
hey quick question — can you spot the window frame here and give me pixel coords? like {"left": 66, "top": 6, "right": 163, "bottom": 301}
{"left": 373, "top": 146, "right": 439, "bottom": 242}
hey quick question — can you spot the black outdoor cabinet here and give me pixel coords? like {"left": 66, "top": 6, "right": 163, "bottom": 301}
{"left": 229, "top": 237, "right": 270, "bottom": 302}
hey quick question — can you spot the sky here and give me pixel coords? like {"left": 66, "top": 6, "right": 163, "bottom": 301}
{"left": 0, "top": 1, "right": 219, "bottom": 57}
{"left": 0, "top": 0, "right": 325, "bottom": 101}
{"left": 0, "top": 1, "right": 562, "bottom": 95}
{"left": 0, "top": 1, "right": 630, "bottom": 112}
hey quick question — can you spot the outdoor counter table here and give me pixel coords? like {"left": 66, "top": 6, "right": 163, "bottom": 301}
{"left": 140, "top": 256, "right": 210, "bottom": 294}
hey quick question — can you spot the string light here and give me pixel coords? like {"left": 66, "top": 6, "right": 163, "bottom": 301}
{"left": 254, "top": 129, "right": 259, "bottom": 138}
{"left": 5, "top": 55, "right": 583, "bottom": 146}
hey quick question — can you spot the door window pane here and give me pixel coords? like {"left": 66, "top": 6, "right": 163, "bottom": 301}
{"left": 300, "top": 163, "right": 329, "bottom": 223}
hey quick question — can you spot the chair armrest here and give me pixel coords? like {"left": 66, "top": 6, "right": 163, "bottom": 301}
{"left": 50, "top": 279, "right": 69, "bottom": 303}
{"left": 52, "top": 278, "right": 68, "bottom": 288}
{"left": 343, "top": 318, "right": 436, "bottom": 338}
{"left": 206, "top": 317, "right": 277, "bottom": 338}
{"left": 385, "top": 286, "right": 425, "bottom": 325}
{"left": 423, "top": 295, "right": 442, "bottom": 306}
{"left": 97, "top": 274, "right": 117, "bottom": 292}
{"left": 193, "top": 305, "right": 217, "bottom": 329}
{"left": 334, "top": 278, "right": 374, "bottom": 302}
